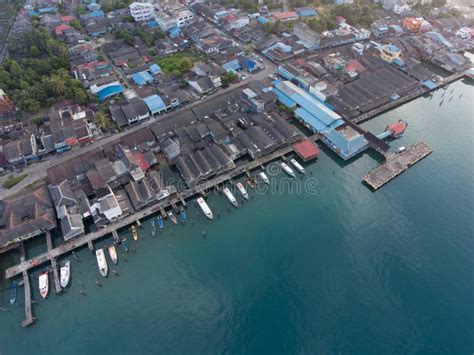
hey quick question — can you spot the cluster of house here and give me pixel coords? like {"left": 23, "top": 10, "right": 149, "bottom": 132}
{"left": 0, "top": 100, "right": 98, "bottom": 168}
{"left": 0, "top": 82, "right": 303, "bottom": 248}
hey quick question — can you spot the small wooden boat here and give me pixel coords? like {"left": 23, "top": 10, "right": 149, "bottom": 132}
{"left": 39, "top": 271, "right": 49, "bottom": 298}
{"left": 108, "top": 245, "right": 118, "bottom": 265}
{"left": 122, "top": 238, "right": 129, "bottom": 252}
{"left": 9, "top": 281, "right": 18, "bottom": 305}
{"left": 179, "top": 208, "right": 187, "bottom": 224}
{"left": 151, "top": 219, "right": 156, "bottom": 237}
{"left": 131, "top": 225, "right": 138, "bottom": 241}
{"left": 157, "top": 215, "right": 164, "bottom": 229}
{"left": 168, "top": 210, "right": 178, "bottom": 225}
{"left": 95, "top": 249, "right": 108, "bottom": 277}
{"left": 246, "top": 178, "right": 255, "bottom": 189}
{"left": 60, "top": 260, "right": 70, "bottom": 289}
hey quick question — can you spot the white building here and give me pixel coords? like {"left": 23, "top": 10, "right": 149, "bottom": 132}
{"left": 129, "top": 2, "right": 155, "bottom": 22}
{"left": 155, "top": 1, "right": 194, "bottom": 31}
{"left": 393, "top": 1, "right": 410, "bottom": 15}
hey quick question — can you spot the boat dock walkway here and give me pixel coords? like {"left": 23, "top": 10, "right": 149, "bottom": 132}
{"left": 19, "top": 242, "right": 34, "bottom": 327}
{"left": 363, "top": 142, "right": 433, "bottom": 190}
{"left": 5, "top": 134, "right": 320, "bottom": 281}
{"left": 46, "top": 231, "right": 62, "bottom": 294}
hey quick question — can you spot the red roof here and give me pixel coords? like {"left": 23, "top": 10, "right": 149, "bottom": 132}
{"left": 294, "top": 140, "right": 320, "bottom": 161}
{"left": 272, "top": 11, "right": 298, "bottom": 20}
{"left": 61, "top": 15, "right": 74, "bottom": 23}
{"left": 387, "top": 120, "right": 407, "bottom": 136}
{"left": 133, "top": 152, "right": 150, "bottom": 171}
{"left": 55, "top": 24, "right": 71, "bottom": 36}
{"left": 346, "top": 59, "right": 366, "bottom": 73}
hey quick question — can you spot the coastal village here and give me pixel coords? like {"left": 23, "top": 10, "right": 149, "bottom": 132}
{"left": 0, "top": 0, "right": 472, "bottom": 327}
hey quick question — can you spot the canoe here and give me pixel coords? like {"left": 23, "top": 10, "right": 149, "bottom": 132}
{"left": 122, "top": 238, "right": 129, "bottom": 252}
{"left": 95, "top": 249, "right": 108, "bottom": 278}
{"left": 131, "top": 225, "right": 138, "bottom": 241}
{"left": 9, "top": 281, "right": 18, "bottom": 305}
{"left": 39, "top": 271, "right": 49, "bottom": 299}
{"left": 157, "top": 215, "right": 164, "bottom": 229}
{"left": 108, "top": 245, "right": 118, "bottom": 265}
{"left": 151, "top": 219, "right": 156, "bottom": 237}
{"left": 60, "top": 260, "right": 70, "bottom": 288}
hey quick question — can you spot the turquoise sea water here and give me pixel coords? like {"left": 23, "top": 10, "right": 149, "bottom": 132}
{"left": 0, "top": 80, "right": 473, "bottom": 354}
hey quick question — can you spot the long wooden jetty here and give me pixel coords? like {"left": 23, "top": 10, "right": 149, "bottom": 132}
{"left": 5, "top": 134, "right": 320, "bottom": 280}
{"left": 363, "top": 142, "right": 433, "bottom": 190}
{"left": 19, "top": 242, "right": 34, "bottom": 327}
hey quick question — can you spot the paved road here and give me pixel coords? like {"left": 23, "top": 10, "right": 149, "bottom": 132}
{"left": 0, "top": 65, "right": 275, "bottom": 199}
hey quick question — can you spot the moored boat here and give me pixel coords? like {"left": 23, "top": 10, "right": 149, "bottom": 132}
{"left": 131, "top": 225, "right": 138, "bottom": 241}
{"left": 151, "top": 219, "right": 156, "bottom": 237}
{"left": 168, "top": 210, "right": 178, "bottom": 225}
{"left": 280, "top": 162, "right": 295, "bottom": 178}
{"left": 60, "top": 260, "right": 70, "bottom": 289}
{"left": 157, "top": 215, "right": 164, "bottom": 229}
{"left": 39, "top": 271, "right": 49, "bottom": 298}
{"left": 95, "top": 248, "right": 108, "bottom": 277}
{"left": 179, "top": 208, "right": 187, "bottom": 224}
{"left": 9, "top": 281, "right": 18, "bottom": 305}
{"left": 258, "top": 172, "right": 270, "bottom": 184}
{"left": 246, "top": 178, "right": 255, "bottom": 189}
{"left": 236, "top": 182, "right": 249, "bottom": 200}
{"left": 223, "top": 187, "right": 239, "bottom": 208}
{"left": 122, "top": 238, "right": 129, "bottom": 252}
{"left": 290, "top": 158, "right": 305, "bottom": 174}
{"left": 108, "top": 245, "right": 118, "bottom": 265}
{"left": 197, "top": 197, "right": 213, "bottom": 220}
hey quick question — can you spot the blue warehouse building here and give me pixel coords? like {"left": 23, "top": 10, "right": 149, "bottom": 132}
{"left": 272, "top": 80, "right": 372, "bottom": 160}
{"left": 143, "top": 94, "right": 167, "bottom": 115}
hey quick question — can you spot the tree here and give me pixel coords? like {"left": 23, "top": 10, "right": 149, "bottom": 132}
{"left": 95, "top": 112, "right": 112, "bottom": 130}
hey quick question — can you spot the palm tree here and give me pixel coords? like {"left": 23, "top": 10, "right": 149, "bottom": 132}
{"left": 95, "top": 112, "right": 112, "bottom": 131}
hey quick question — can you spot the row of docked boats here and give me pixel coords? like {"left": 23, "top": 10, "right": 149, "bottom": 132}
{"left": 280, "top": 158, "right": 305, "bottom": 178}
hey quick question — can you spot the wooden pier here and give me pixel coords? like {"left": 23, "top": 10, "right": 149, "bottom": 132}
{"left": 19, "top": 242, "right": 34, "bottom": 327}
{"left": 5, "top": 134, "right": 320, "bottom": 281}
{"left": 46, "top": 231, "right": 62, "bottom": 294}
{"left": 363, "top": 142, "right": 433, "bottom": 190}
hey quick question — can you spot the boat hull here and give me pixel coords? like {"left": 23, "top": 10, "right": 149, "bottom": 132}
{"left": 108, "top": 245, "right": 118, "bottom": 265}
{"left": 60, "top": 261, "right": 70, "bottom": 288}
{"left": 39, "top": 272, "right": 49, "bottom": 298}
{"left": 197, "top": 197, "right": 213, "bottom": 220}
{"left": 95, "top": 249, "right": 108, "bottom": 278}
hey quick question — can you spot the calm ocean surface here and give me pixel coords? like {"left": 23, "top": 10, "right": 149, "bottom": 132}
{"left": 0, "top": 80, "right": 473, "bottom": 354}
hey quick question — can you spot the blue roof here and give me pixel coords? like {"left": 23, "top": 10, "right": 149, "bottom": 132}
{"left": 387, "top": 44, "right": 400, "bottom": 53}
{"left": 89, "top": 10, "right": 104, "bottom": 17}
{"left": 149, "top": 64, "right": 161, "bottom": 75}
{"left": 215, "top": 10, "right": 228, "bottom": 17}
{"left": 273, "top": 80, "right": 343, "bottom": 133}
{"left": 222, "top": 59, "right": 241, "bottom": 72}
{"left": 97, "top": 84, "right": 123, "bottom": 101}
{"left": 132, "top": 71, "right": 154, "bottom": 86}
{"left": 147, "top": 20, "right": 158, "bottom": 27}
{"left": 168, "top": 27, "right": 181, "bottom": 38}
{"left": 296, "top": 8, "right": 317, "bottom": 17}
{"left": 421, "top": 80, "right": 438, "bottom": 89}
{"left": 38, "top": 6, "right": 57, "bottom": 13}
{"left": 257, "top": 16, "right": 269, "bottom": 24}
{"left": 143, "top": 94, "right": 166, "bottom": 114}
{"left": 242, "top": 58, "right": 256, "bottom": 70}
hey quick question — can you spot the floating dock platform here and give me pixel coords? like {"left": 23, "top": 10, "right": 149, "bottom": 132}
{"left": 363, "top": 142, "right": 433, "bottom": 190}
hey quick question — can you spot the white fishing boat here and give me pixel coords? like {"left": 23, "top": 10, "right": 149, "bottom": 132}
{"left": 95, "top": 248, "right": 108, "bottom": 277}
{"left": 236, "top": 182, "right": 249, "bottom": 200}
{"left": 290, "top": 158, "right": 305, "bottom": 174}
{"left": 108, "top": 245, "right": 118, "bottom": 265}
{"left": 223, "top": 187, "right": 239, "bottom": 208}
{"left": 280, "top": 162, "right": 295, "bottom": 178}
{"left": 39, "top": 271, "right": 49, "bottom": 298}
{"left": 197, "top": 197, "right": 213, "bottom": 220}
{"left": 258, "top": 171, "right": 270, "bottom": 185}
{"left": 60, "top": 260, "right": 70, "bottom": 289}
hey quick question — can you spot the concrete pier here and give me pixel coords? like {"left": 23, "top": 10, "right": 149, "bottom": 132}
{"left": 363, "top": 142, "right": 433, "bottom": 190}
